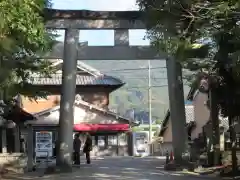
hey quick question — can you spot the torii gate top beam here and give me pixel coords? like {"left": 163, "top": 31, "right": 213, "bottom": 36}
{"left": 44, "top": 9, "right": 144, "bottom": 20}
{"left": 44, "top": 9, "right": 146, "bottom": 29}
{"left": 43, "top": 9, "right": 166, "bottom": 60}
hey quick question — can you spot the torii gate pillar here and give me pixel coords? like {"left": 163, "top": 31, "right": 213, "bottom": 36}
{"left": 167, "top": 57, "right": 187, "bottom": 165}
{"left": 56, "top": 29, "right": 79, "bottom": 170}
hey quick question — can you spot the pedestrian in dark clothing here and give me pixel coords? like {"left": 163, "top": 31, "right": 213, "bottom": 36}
{"left": 73, "top": 133, "right": 81, "bottom": 165}
{"left": 83, "top": 133, "right": 92, "bottom": 164}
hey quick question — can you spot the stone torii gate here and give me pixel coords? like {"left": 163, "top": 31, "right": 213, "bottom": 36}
{"left": 44, "top": 9, "right": 187, "bottom": 170}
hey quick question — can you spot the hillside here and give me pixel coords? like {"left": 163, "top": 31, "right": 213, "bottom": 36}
{"left": 81, "top": 60, "right": 191, "bottom": 124}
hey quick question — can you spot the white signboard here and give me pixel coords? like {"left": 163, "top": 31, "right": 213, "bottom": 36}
{"left": 35, "top": 131, "right": 53, "bottom": 157}
{"left": 133, "top": 132, "right": 149, "bottom": 156}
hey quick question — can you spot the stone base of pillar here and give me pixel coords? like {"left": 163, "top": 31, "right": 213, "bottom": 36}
{"left": 164, "top": 161, "right": 180, "bottom": 171}
{"left": 55, "top": 165, "right": 72, "bottom": 173}
{"left": 164, "top": 160, "right": 197, "bottom": 171}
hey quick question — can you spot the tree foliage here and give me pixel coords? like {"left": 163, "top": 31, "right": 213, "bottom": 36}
{"left": 0, "top": 0, "right": 56, "bottom": 100}
{"left": 137, "top": 0, "right": 240, "bottom": 117}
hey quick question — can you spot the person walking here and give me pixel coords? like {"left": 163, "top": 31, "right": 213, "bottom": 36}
{"left": 73, "top": 133, "right": 81, "bottom": 165}
{"left": 83, "top": 133, "right": 92, "bottom": 164}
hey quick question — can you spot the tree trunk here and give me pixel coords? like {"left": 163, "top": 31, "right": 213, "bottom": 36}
{"left": 209, "top": 89, "right": 220, "bottom": 166}
{"left": 229, "top": 115, "right": 238, "bottom": 175}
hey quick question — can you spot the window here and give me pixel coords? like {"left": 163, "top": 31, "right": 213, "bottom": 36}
{"left": 119, "top": 134, "right": 127, "bottom": 146}
{"left": 92, "top": 136, "right": 96, "bottom": 146}
{"left": 98, "top": 136, "right": 105, "bottom": 147}
{"left": 108, "top": 135, "right": 117, "bottom": 145}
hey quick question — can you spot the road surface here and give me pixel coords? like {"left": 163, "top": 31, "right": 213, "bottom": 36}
{"left": 2, "top": 157, "right": 218, "bottom": 180}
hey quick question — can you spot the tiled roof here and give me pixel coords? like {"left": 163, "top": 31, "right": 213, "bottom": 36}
{"left": 30, "top": 60, "right": 124, "bottom": 86}
{"left": 30, "top": 73, "right": 124, "bottom": 86}
{"left": 0, "top": 101, "right": 35, "bottom": 127}
{"left": 77, "top": 61, "right": 102, "bottom": 76}
{"left": 75, "top": 99, "right": 139, "bottom": 126}
{"left": 30, "top": 99, "right": 139, "bottom": 126}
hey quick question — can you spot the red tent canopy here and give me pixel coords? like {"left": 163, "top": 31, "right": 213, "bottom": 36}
{"left": 73, "top": 123, "right": 129, "bottom": 132}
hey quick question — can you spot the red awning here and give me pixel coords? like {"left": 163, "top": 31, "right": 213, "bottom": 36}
{"left": 73, "top": 124, "right": 129, "bottom": 132}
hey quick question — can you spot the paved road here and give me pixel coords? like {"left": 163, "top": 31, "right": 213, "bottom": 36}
{"left": 2, "top": 157, "right": 218, "bottom": 180}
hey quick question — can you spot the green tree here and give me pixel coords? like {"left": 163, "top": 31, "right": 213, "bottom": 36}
{"left": 137, "top": 0, "right": 240, "bottom": 116}
{"left": 154, "top": 119, "right": 162, "bottom": 124}
{"left": 0, "top": 0, "right": 56, "bottom": 100}
{"left": 137, "top": 0, "right": 240, "bottom": 170}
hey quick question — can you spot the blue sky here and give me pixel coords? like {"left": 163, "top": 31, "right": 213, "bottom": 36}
{"left": 52, "top": 0, "right": 150, "bottom": 46}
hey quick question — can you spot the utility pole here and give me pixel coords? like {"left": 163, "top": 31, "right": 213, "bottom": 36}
{"left": 148, "top": 60, "right": 152, "bottom": 154}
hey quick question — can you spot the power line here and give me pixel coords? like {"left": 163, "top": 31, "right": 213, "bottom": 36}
{"left": 126, "top": 85, "right": 168, "bottom": 89}
{"left": 107, "top": 72, "right": 167, "bottom": 76}
{"left": 107, "top": 70, "right": 166, "bottom": 74}
{"left": 106, "top": 72, "right": 167, "bottom": 76}
{"left": 121, "top": 77, "right": 167, "bottom": 80}
{"left": 125, "top": 82, "right": 188, "bottom": 89}
{"left": 111, "top": 76, "right": 188, "bottom": 80}
{"left": 102, "top": 66, "right": 166, "bottom": 72}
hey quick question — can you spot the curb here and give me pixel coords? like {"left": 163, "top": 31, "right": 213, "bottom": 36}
{"left": 176, "top": 171, "right": 240, "bottom": 179}
{"left": 221, "top": 176, "right": 240, "bottom": 180}
{"left": 176, "top": 171, "right": 219, "bottom": 179}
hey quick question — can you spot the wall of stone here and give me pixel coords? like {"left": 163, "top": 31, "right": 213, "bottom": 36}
{"left": 0, "top": 153, "right": 27, "bottom": 173}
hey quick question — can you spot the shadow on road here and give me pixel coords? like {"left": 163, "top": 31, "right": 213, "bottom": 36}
{"left": 1, "top": 157, "right": 219, "bottom": 180}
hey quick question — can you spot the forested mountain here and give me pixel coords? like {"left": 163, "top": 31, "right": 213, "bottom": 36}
{"left": 81, "top": 60, "right": 190, "bottom": 124}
